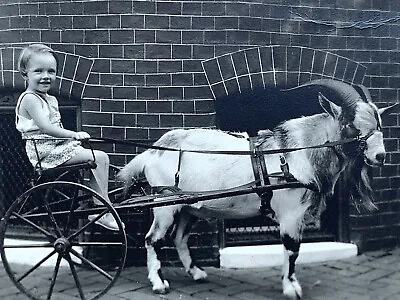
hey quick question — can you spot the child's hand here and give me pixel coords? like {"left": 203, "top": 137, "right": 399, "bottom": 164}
{"left": 73, "top": 131, "right": 90, "bottom": 140}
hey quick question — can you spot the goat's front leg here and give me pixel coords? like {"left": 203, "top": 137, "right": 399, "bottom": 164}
{"left": 281, "top": 233, "right": 302, "bottom": 299}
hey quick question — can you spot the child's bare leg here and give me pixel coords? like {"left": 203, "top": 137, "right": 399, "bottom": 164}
{"left": 64, "top": 149, "right": 110, "bottom": 203}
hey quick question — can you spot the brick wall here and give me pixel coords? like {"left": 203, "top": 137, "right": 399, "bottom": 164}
{"left": 0, "top": 0, "right": 399, "bottom": 257}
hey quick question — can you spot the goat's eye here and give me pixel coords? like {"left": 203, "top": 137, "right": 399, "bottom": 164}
{"left": 344, "top": 124, "right": 360, "bottom": 137}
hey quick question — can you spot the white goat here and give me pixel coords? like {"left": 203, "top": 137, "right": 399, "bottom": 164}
{"left": 118, "top": 79, "right": 396, "bottom": 299}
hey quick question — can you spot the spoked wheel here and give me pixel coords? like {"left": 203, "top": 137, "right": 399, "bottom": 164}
{"left": 0, "top": 181, "right": 127, "bottom": 300}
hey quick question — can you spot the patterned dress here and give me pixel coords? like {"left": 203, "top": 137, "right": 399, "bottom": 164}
{"left": 15, "top": 92, "right": 84, "bottom": 170}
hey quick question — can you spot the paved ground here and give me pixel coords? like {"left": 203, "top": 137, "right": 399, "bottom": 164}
{"left": 1, "top": 247, "right": 399, "bottom": 300}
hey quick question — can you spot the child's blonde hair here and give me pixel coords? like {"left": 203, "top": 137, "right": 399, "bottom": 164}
{"left": 18, "top": 43, "right": 56, "bottom": 76}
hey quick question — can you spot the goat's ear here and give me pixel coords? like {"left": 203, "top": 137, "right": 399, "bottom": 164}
{"left": 379, "top": 103, "right": 398, "bottom": 117}
{"left": 318, "top": 92, "right": 341, "bottom": 118}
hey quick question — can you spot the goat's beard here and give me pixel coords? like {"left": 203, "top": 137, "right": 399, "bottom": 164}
{"left": 346, "top": 156, "right": 377, "bottom": 212}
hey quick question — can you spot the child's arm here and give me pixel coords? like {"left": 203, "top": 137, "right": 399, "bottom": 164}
{"left": 20, "top": 93, "right": 90, "bottom": 140}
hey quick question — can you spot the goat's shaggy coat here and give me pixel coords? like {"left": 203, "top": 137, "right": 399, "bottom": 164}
{"left": 118, "top": 80, "right": 396, "bottom": 299}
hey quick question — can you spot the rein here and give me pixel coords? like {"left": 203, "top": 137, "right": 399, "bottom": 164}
{"left": 90, "top": 136, "right": 364, "bottom": 156}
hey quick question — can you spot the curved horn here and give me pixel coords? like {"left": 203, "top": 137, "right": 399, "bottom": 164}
{"left": 282, "top": 79, "right": 362, "bottom": 110}
{"left": 353, "top": 84, "right": 372, "bottom": 103}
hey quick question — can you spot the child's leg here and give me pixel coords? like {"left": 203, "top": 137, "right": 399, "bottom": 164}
{"left": 64, "top": 149, "right": 110, "bottom": 203}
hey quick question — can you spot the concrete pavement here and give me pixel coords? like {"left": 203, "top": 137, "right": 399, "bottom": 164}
{"left": 0, "top": 247, "right": 399, "bottom": 300}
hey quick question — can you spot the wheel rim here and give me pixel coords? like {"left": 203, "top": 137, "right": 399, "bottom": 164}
{"left": 0, "top": 181, "right": 127, "bottom": 300}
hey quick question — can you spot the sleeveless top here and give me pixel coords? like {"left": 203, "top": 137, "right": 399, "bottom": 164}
{"left": 15, "top": 91, "right": 83, "bottom": 169}
{"left": 15, "top": 91, "right": 62, "bottom": 137}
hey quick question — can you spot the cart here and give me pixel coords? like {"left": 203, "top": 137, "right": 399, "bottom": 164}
{"left": 0, "top": 138, "right": 322, "bottom": 300}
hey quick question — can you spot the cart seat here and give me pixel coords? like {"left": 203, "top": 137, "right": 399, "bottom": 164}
{"left": 31, "top": 160, "right": 97, "bottom": 187}
{"left": 35, "top": 160, "right": 97, "bottom": 177}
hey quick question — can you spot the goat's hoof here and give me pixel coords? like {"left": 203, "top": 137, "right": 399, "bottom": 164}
{"left": 152, "top": 280, "right": 170, "bottom": 294}
{"left": 283, "top": 277, "right": 302, "bottom": 299}
{"left": 192, "top": 268, "right": 208, "bottom": 282}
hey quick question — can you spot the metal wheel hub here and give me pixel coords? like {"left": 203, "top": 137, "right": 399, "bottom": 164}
{"left": 54, "top": 237, "right": 71, "bottom": 254}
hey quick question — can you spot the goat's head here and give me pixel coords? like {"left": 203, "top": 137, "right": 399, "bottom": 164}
{"left": 299, "top": 79, "right": 397, "bottom": 167}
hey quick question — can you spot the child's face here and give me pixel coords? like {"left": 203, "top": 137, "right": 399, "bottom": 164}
{"left": 24, "top": 52, "right": 57, "bottom": 94}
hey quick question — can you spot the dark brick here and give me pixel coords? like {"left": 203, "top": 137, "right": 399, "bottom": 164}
{"left": 137, "top": 114, "right": 159, "bottom": 127}
{"left": 192, "top": 16, "right": 214, "bottom": 30}
{"left": 75, "top": 44, "right": 98, "bottom": 58}
{"left": 111, "top": 60, "right": 135, "bottom": 73}
{"left": 30, "top": 16, "right": 49, "bottom": 29}
{"left": 21, "top": 29, "right": 40, "bottom": 42}
{"left": 132, "top": 1, "right": 156, "bottom": 14}
{"left": 73, "top": 16, "right": 96, "bottom": 29}
{"left": 184, "top": 113, "right": 215, "bottom": 127}
{"left": 215, "top": 17, "right": 238, "bottom": 30}
{"left": 19, "top": 3, "right": 39, "bottom": 15}
{"left": 100, "top": 74, "right": 123, "bottom": 86}
{"left": 83, "top": 1, "right": 108, "bottom": 15}
{"left": 182, "top": 2, "right": 201, "bottom": 15}
{"left": 195, "top": 99, "right": 215, "bottom": 113}
{"left": 160, "top": 114, "right": 184, "bottom": 127}
{"left": 127, "top": 127, "right": 149, "bottom": 140}
{"left": 10, "top": 16, "right": 28, "bottom": 29}
{"left": 137, "top": 87, "right": 158, "bottom": 100}
{"left": 113, "top": 87, "right": 137, "bottom": 100}
{"left": 101, "top": 100, "right": 124, "bottom": 112}
{"left": 124, "top": 45, "right": 145, "bottom": 59}
{"left": 147, "top": 100, "right": 172, "bottom": 113}
{"left": 203, "top": 2, "right": 225, "bottom": 16}
{"left": 146, "top": 74, "right": 171, "bottom": 86}
{"left": 124, "top": 74, "right": 145, "bottom": 86}
{"left": 135, "top": 29, "right": 156, "bottom": 43}
{"left": 204, "top": 30, "right": 227, "bottom": 44}
{"left": 60, "top": 2, "right": 83, "bottom": 15}
{"left": 159, "top": 87, "right": 184, "bottom": 100}
{"left": 170, "top": 16, "right": 191, "bottom": 29}
{"left": 114, "top": 113, "right": 136, "bottom": 127}
{"left": 125, "top": 100, "right": 147, "bottom": 113}
{"left": 99, "top": 45, "right": 123, "bottom": 58}
{"left": 145, "top": 44, "right": 171, "bottom": 59}
{"left": 156, "top": 30, "right": 181, "bottom": 44}
{"left": 136, "top": 60, "right": 157, "bottom": 73}
{"left": 82, "top": 112, "right": 112, "bottom": 126}
{"left": 109, "top": 1, "right": 132, "bottom": 14}
{"left": 85, "top": 30, "right": 109, "bottom": 43}
{"left": 84, "top": 85, "right": 112, "bottom": 98}
{"left": 158, "top": 60, "right": 183, "bottom": 73}
{"left": 192, "top": 45, "right": 214, "bottom": 59}
{"left": 172, "top": 45, "right": 191, "bottom": 59}
{"left": 172, "top": 74, "right": 193, "bottom": 86}
{"left": 61, "top": 30, "right": 84, "bottom": 43}
{"left": 173, "top": 100, "right": 195, "bottom": 113}
{"left": 121, "top": 15, "right": 144, "bottom": 28}
{"left": 182, "top": 31, "right": 204, "bottom": 44}
{"left": 81, "top": 99, "right": 100, "bottom": 111}
{"left": 49, "top": 15, "right": 72, "bottom": 29}
{"left": 157, "top": 1, "right": 181, "bottom": 15}
{"left": 97, "top": 15, "right": 120, "bottom": 29}
{"left": 145, "top": 15, "right": 169, "bottom": 29}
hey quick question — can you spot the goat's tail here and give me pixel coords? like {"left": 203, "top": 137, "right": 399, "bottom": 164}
{"left": 117, "top": 151, "right": 148, "bottom": 190}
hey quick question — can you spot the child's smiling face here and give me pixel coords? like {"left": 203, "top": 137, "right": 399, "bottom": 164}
{"left": 25, "top": 52, "right": 57, "bottom": 94}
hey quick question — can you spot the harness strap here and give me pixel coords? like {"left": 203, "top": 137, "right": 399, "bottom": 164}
{"left": 249, "top": 137, "right": 273, "bottom": 215}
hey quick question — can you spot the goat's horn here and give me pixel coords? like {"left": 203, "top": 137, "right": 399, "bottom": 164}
{"left": 282, "top": 79, "right": 362, "bottom": 109}
{"left": 353, "top": 84, "right": 372, "bottom": 103}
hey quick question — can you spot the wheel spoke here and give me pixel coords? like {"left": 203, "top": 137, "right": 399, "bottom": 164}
{"left": 3, "top": 242, "right": 53, "bottom": 248}
{"left": 67, "top": 253, "right": 86, "bottom": 300}
{"left": 17, "top": 250, "right": 57, "bottom": 282}
{"left": 11, "top": 212, "right": 56, "bottom": 241}
{"left": 46, "top": 254, "right": 62, "bottom": 300}
{"left": 70, "top": 248, "right": 114, "bottom": 281}
{"left": 67, "top": 209, "right": 108, "bottom": 241}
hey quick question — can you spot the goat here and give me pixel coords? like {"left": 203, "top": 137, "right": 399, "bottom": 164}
{"left": 118, "top": 79, "right": 397, "bottom": 299}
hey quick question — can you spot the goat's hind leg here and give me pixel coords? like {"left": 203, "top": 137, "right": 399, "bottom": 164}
{"left": 145, "top": 205, "right": 177, "bottom": 294}
{"left": 174, "top": 212, "right": 207, "bottom": 282}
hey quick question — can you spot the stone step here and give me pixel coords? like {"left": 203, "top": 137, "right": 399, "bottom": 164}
{"left": 220, "top": 242, "right": 358, "bottom": 268}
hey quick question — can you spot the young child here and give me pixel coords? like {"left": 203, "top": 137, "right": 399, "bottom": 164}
{"left": 15, "top": 43, "right": 123, "bottom": 231}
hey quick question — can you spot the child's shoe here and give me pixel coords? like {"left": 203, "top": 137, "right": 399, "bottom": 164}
{"left": 88, "top": 213, "right": 124, "bottom": 231}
